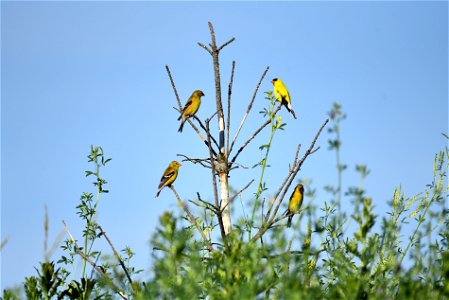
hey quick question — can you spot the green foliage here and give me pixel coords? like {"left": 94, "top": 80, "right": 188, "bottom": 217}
{"left": 3, "top": 105, "right": 448, "bottom": 299}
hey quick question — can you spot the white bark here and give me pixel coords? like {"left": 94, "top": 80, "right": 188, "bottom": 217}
{"left": 219, "top": 172, "right": 231, "bottom": 234}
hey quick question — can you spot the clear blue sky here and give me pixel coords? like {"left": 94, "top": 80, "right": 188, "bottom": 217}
{"left": 2, "top": 1, "right": 447, "bottom": 289}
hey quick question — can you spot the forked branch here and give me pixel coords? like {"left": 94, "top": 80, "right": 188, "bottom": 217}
{"left": 251, "top": 118, "right": 329, "bottom": 242}
{"left": 226, "top": 61, "right": 236, "bottom": 156}
{"left": 230, "top": 105, "right": 282, "bottom": 166}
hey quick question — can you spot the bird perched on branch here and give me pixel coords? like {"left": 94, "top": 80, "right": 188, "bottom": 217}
{"left": 271, "top": 78, "right": 297, "bottom": 119}
{"left": 155, "top": 161, "right": 182, "bottom": 197}
{"left": 178, "top": 90, "right": 205, "bottom": 132}
{"left": 286, "top": 184, "right": 304, "bottom": 227}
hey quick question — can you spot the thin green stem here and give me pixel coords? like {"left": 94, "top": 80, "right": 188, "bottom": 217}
{"left": 250, "top": 102, "right": 277, "bottom": 233}
{"left": 252, "top": 127, "right": 275, "bottom": 218}
{"left": 82, "top": 163, "right": 101, "bottom": 279}
{"left": 335, "top": 125, "right": 342, "bottom": 214}
{"left": 399, "top": 195, "right": 432, "bottom": 265}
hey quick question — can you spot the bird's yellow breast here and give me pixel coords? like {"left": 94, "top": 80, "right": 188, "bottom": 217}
{"left": 288, "top": 188, "right": 303, "bottom": 212}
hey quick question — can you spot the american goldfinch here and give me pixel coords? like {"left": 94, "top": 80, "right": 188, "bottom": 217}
{"left": 178, "top": 90, "right": 205, "bottom": 132}
{"left": 271, "top": 78, "right": 297, "bottom": 119}
{"left": 155, "top": 161, "right": 182, "bottom": 197}
{"left": 286, "top": 184, "right": 304, "bottom": 227}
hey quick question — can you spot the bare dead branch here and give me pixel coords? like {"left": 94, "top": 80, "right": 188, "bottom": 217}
{"left": 218, "top": 37, "right": 236, "bottom": 52}
{"left": 310, "top": 146, "right": 321, "bottom": 155}
{"left": 226, "top": 61, "right": 236, "bottom": 157}
{"left": 188, "top": 198, "right": 218, "bottom": 214}
{"left": 170, "top": 107, "right": 218, "bottom": 150}
{"left": 169, "top": 186, "right": 214, "bottom": 252}
{"left": 251, "top": 214, "right": 289, "bottom": 242}
{"left": 269, "top": 119, "right": 329, "bottom": 222}
{"left": 166, "top": 65, "right": 217, "bottom": 154}
{"left": 221, "top": 179, "right": 255, "bottom": 212}
{"left": 230, "top": 105, "right": 282, "bottom": 166}
{"left": 252, "top": 118, "right": 329, "bottom": 242}
{"left": 229, "top": 66, "right": 270, "bottom": 155}
{"left": 292, "top": 144, "right": 302, "bottom": 167}
{"left": 208, "top": 21, "right": 217, "bottom": 49}
{"left": 98, "top": 226, "right": 134, "bottom": 290}
{"left": 193, "top": 115, "right": 220, "bottom": 149}
{"left": 264, "top": 144, "right": 301, "bottom": 223}
{"left": 165, "top": 65, "right": 182, "bottom": 108}
{"left": 197, "top": 42, "right": 212, "bottom": 55}
{"left": 176, "top": 154, "right": 212, "bottom": 168}
{"left": 228, "top": 161, "right": 250, "bottom": 170}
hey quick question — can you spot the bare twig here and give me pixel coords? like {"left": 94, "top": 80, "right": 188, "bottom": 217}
{"left": 251, "top": 214, "right": 289, "bottom": 242}
{"left": 188, "top": 198, "right": 218, "bottom": 214}
{"left": 193, "top": 115, "right": 219, "bottom": 149}
{"left": 197, "top": 42, "right": 212, "bottom": 55}
{"left": 230, "top": 105, "right": 282, "bottom": 166}
{"left": 176, "top": 154, "right": 212, "bottom": 168}
{"left": 170, "top": 108, "right": 219, "bottom": 150}
{"left": 226, "top": 61, "right": 236, "bottom": 157}
{"left": 98, "top": 226, "right": 134, "bottom": 290}
{"left": 165, "top": 65, "right": 216, "bottom": 154}
{"left": 228, "top": 161, "right": 250, "bottom": 170}
{"left": 165, "top": 65, "right": 182, "bottom": 108}
{"left": 269, "top": 119, "right": 329, "bottom": 222}
{"left": 310, "top": 146, "right": 321, "bottom": 155}
{"left": 252, "top": 119, "right": 329, "bottom": 242}
{"left": 229, "top": 66, "right": 270, "bottom": 155}
{"left": 218, "top": 37, "right": 236, "bottom": 52}
{"left": 221, "top": 179, "right": 255, "bottom": 212}
{"left": 1, "top": 237, "right": 9, "bottom": 251}
{"left": 264, "top": 144, "right": 301, "bottom": 222}
{"left": 169, "top": 186, "right": 214, "bottom": 252}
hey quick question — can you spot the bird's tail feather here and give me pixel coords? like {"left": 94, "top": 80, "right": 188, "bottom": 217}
{"left": 287, "top": 215, "right": 293, "bottom": 228}
{"left": 286, "top": 102, "right": 297, "bottom": 119}
{"left": 290, "top": 109, "right": 297, "bottom": 119}
{"left": 178, "top": 120, "right": 185, "bottom": 132}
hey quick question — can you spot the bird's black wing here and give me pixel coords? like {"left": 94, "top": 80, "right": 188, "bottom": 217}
{"left": 158, "top": 171, "right": 175, "bottom": 189}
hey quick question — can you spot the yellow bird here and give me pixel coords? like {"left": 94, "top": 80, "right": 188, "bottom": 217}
{"left": 178, "top": 90, "right": 205, "bottom": 132}
{"left": 155, "top": 161, "right": 182, "bottom": 197}
{"left": 286, "top": 184, "right": 304, "bottom": 227}
{"left": 271, "top": 78, "right": 297, "bottom": 119}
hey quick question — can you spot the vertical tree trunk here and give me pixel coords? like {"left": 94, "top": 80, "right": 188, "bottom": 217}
{"left": 208, "top": 22, "right": 232, "bottom": 235}
{"left": 219, "top": 172, "right": 231, "bottom": 234}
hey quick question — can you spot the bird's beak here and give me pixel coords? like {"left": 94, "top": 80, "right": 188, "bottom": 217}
{"left": 179, "top": 163, "right": 182, "bottom": 167}
{"left": 270, "top": 80, "right": 274, "bottom": 84}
